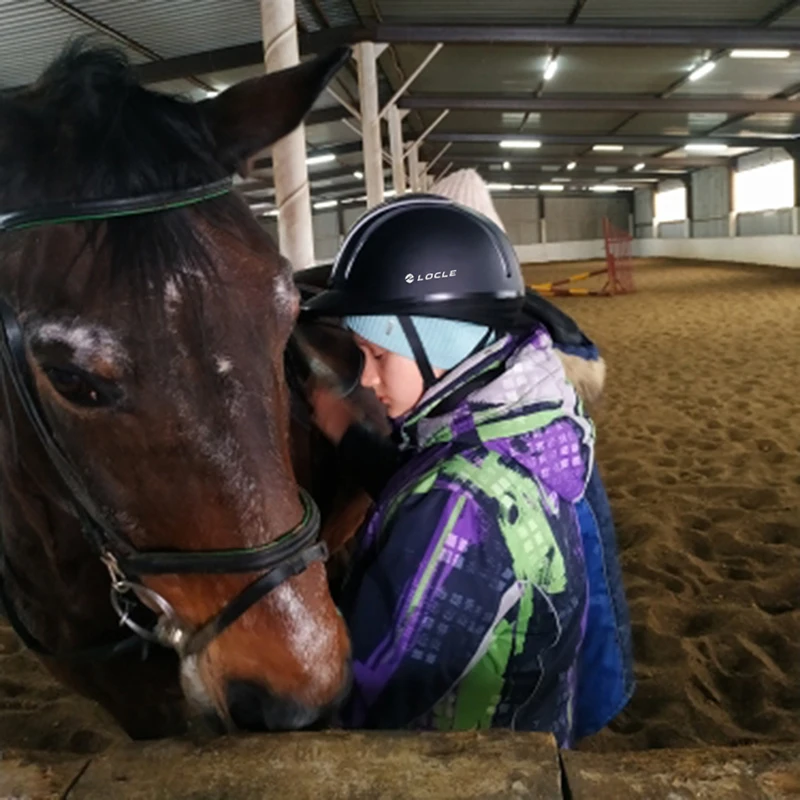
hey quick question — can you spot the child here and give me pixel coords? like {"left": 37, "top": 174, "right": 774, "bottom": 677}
{"left": 304, "top": 195, "right": 629, "bottom": 746}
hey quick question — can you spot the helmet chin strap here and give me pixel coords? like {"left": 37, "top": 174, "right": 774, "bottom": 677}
{"left": 398, "top": 316, "right": 437, "bottom": 390}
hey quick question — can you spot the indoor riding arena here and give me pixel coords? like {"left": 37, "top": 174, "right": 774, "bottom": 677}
{"left": 1, "top": 1, "right": 799, "bottom": 799}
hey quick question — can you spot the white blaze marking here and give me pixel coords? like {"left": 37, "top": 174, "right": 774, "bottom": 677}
{"left": 273, "top": 271, "right": 299, "bottom": 319}
{"left": 180, "top": 655, "right": 216, "bottom": 715}
{"left": 271, "top": 582, "right": 333, "bottom": 685}
{"left": 215, "top": 356, "right": 233, "bottom": 375}
{"left": 164, "top": 277, "right": 182, "bottom": 311}
{"left": 32, "top": 321, "right": 128, "bottom": 367}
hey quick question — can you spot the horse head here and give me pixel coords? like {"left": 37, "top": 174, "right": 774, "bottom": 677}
{"left": 0, "top": 43, "right": 352, "bottom": 735}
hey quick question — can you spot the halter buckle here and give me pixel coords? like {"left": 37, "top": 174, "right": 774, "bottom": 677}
{"left": 101, "top": 551, "right": 130, "bottom": 593}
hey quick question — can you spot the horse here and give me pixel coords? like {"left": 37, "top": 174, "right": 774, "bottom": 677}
{"left": 0, "top": 43, "right": 360, "bottom": 740}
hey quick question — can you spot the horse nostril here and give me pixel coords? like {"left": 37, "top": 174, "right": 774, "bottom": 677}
{"left": 226, "top": 680, "right": 325, "bottom": 732}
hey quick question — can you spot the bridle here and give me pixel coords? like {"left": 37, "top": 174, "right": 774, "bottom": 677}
{"left": 0, "top": 178, "right": 327, "bottom": 661}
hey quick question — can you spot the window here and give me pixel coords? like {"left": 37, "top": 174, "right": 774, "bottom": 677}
{"left": 734, "top": 158, "right": 794, "bottom": 213}
{"left": 654, "top": 185, "right": 687, "bottom": 223}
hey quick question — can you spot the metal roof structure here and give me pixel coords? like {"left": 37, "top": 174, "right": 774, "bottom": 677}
{"left": 3, "top": 0, "right": 800, "bottom": 212}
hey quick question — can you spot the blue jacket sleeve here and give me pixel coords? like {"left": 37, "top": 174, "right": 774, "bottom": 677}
{"left": 338, "top": 486, "right": 518, "bottom": 730}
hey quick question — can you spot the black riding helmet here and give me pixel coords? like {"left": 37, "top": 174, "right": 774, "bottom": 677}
{"left": 299, "top": 195, "right": 597, "bottom": 390}
{"left": 301, "top": 195, "right": 526, "bottom": 329}
{"left": 301, "top": 195, "right": 526, "bottom": 389}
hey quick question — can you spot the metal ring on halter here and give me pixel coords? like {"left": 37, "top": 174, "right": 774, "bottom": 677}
{"left": 109, "top": 579, "right": 188, "bottom": 645}
{"left": 109, "top": 583, "right": 167, "bottom": 644}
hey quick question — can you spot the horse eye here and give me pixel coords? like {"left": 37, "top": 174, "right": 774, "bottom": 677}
{"left": 43, "top": 366, "right": 116, "bottom": 408}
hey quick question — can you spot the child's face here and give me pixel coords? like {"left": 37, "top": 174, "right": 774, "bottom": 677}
{"left": 354, "top": 334, "right": 439, "bottom": 419}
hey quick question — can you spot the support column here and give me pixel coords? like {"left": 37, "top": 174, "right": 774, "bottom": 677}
{"left": 728, "top": 163, "right": 737, "bottom": 237}
{"left": 419, "top": 162, "right": 429, "bottom": 191}
{"left": 356, "top": 42, "right": 384, "bottom": 208}
{"left": 261, "top": 0, "right": 314, "bottom": 269}
{"left": 336, "top": 202, "right": 347, "bottom": 242}
{"left": 682, "top": 175, "right": 693, "bottom": 238}
{"left": 538, "top": 195, "right": 547, "bottom": 244}
{"left": 408, "top": 144, "right": 420, "bottom": 192}
{"left": 388, "top": 105, "right": 407, "bottom": 195}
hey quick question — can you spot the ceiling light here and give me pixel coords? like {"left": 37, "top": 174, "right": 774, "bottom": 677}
{"left": 633, "top": 162, "right": 646, "bottom": 171}
{"left": 487, "top": 182, "right": 513, "bottom": 191}
{"left": 539, "top": 184, "right": 564, "bottom": 192}
{"left": 685, "top": 143, "right": 729, "bottom": 153}
{"left": 543, "top": 56, "right": 558, "bottom": 81}
{"left": 353, "top": 170, "right": 364, "bottom": 179}
{"left": 385, "top": 189, "right": 398, "bottom": 198}
{"left": 306, "top": 153, "right": 336, "bottom": 166}
{"left": 592, "top": 144, "right": 624, "bottom": 152}
{"left": 313, "top": 199, "right": 338, "bottom": 209}
{"left": 262, "top": 209, "right": 280, "bottom": 217}
{"left": 590, "top": 185, "right": 622, "bottom": 193}
{"left": 552, "top": 177, "right": 570, "bottom": 183}
{"left": 566, "top": 161, "right": 577, "bottom": 170}
{"left": 499, "top": 139, "right": 541, "bottom": 149}
{"left": 688, "top": 61, "right": 716, "bottom": 82}
{"left": 729, "top": 49, "right": 790, "bottom": 59}
{"left": 502, "top": 160, "right": 511, "bottom": 171}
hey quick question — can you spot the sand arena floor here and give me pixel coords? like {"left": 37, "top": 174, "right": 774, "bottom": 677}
{"left": 523, "top": 257, "right": 800, "bottom": 751}
{"left": 0, "top": 257, "right": 798, "bottom": 754}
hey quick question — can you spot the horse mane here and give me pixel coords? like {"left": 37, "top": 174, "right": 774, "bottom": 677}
{"left": 0, "top": 40, "right": 252, "bottom": 318}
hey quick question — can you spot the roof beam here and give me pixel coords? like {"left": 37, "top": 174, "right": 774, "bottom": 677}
{"left": 442, "top": 153, "right": 723, "bottom": 168}
{"left": 239, "top": 164, "right": 374, "bottom": 190}
{"left": 135, "top": 22, "right": 800, "bottom": 87}
{"left": 44, "top": 0, "right": 214, "bottom": 91}
{"left": 478, "top": 170, "right": 659, "bottom": 182}
{"left": 378, "top": 43, "right": 444, "bottom": 121}
{"left": 758, "top": 0, "right": 800, "bottom": 27}
{"left": 134, "top": 27, "right": 366, "bottom": 85}
{"left": 306, "top": 106, "right": 355, "bottom": 126}
{"left": 251, "top": 138, "right": 395, "bottom": 171}
{"left": 605, "top": 0, "right": 800, "bottom": 139}
{"left": 370, "top": 23, "right": 800, "bottom": 47}
{"left": 400, "top": 94, "right": 800, "bottom": 114}
{"left": 427, "top": 132, "right": 795, "bottom": 148}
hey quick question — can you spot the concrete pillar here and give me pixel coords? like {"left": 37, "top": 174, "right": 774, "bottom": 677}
{"left": 419, "top": 162, "right": 429, "bottom": 191}
{"left": 260, "top": 0, "right": 314, "bottom": 269}
{"left": 336, "top": 202, "right": 347, "bottom": 242}
{"left": 683, "top": 176, "right": 693, "bottom": 238}
{"left": 388, "top": 105, "right": 407, "bottom": 195}
{"left": 408, "top": 144, "right": 420, "bottom": 192}
{"left": 356, "top": 42, "right": 384, "bottom": 208}
{"left": 792, "top": 157, "right": 800, "bottom": 235}
{"left": 538, "top": 195, "right": 547, "bottom": 244}
{"left": 728, "top": 163, "right": 737, "bottom": 237}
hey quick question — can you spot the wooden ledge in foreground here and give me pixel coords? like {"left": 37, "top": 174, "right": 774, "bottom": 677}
{"left": 2, "top": 732, "right": 799, "bottom": 799}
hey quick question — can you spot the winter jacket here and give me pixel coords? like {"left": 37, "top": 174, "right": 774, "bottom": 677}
{"left": 336, "top": 325, "right": 596, "bottom": 746}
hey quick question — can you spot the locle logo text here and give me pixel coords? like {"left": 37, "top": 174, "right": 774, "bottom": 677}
{"left": 404, "top": 269, "right": 457, "bottom": 285}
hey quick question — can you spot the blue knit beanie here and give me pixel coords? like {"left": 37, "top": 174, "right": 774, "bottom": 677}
{"left": 344, "top": 315, "right": 491, "bottom": 371}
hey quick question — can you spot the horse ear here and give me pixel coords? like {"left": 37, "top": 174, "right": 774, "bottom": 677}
{"left": 199, "top": 47, "right": 351, "bottom": 174}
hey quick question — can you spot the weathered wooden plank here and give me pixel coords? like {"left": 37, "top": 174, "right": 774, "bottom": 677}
{"left": 563, "top": 744, "right": 800, "bottom": 800}
{"left": 70, "top": 730, "right": 561, "bottom": 800}
{"left": 0, "top": 750, "right": 89, "bottom": 800}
